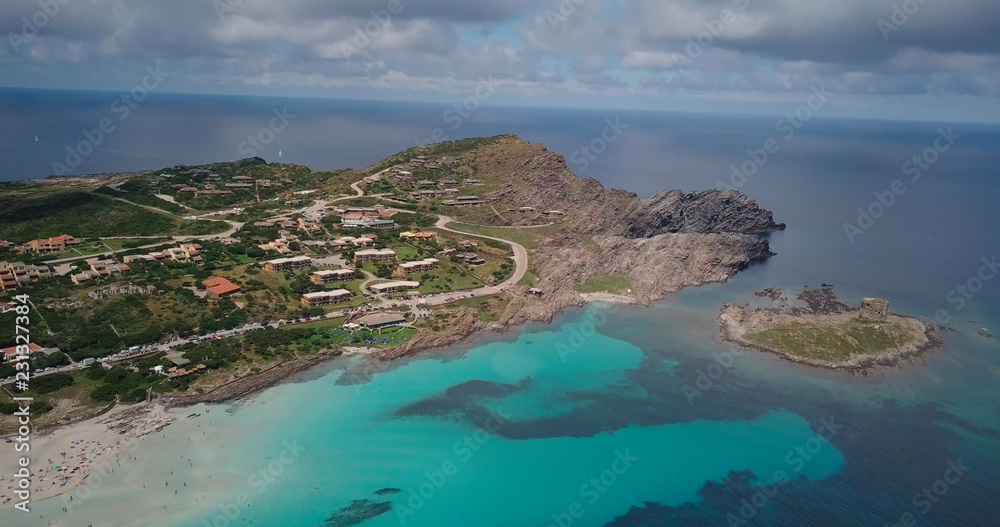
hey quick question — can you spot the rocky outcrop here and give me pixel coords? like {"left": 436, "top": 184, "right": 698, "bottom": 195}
{"left": 622, "top": 189, "right": 786, "bottom": 237}
{"left": 467, "top": 136, "right": 782, "bottom": 237}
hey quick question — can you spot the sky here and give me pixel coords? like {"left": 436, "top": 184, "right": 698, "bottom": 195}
{"left": 2, "top": 0, "right": 1000, "bottom": 122}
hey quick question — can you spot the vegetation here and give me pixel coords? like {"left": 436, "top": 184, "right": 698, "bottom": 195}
{"left": 444, "top": 221, "right": 561, "bottom": 251}
{"left": 743, "top": 319, "right": 919, "bottom": 363}
{"left": 576, "top": 273, "right": 631, "bottom": 294}
{"left": 0, "top": 190, "right": 226, "bottom": 242}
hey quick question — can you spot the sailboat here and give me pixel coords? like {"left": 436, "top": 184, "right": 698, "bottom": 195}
{"left": 278, "top": 149, "right": 283, "bottom": 157}
{"left": 35, "top": 135, "right": 39, "bottom": 142}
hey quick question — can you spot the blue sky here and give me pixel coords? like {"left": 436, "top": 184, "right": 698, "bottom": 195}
{"left": 2, "top": 0, "right": 1000, "bottom": 122}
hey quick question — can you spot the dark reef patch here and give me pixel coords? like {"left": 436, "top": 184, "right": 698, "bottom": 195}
{"left": 323, "top": 499, "right": 391, "bottom": 527}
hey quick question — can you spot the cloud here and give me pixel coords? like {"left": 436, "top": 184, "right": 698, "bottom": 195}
{"left": 1, "top": 0, "right": 998, "bottom": 116}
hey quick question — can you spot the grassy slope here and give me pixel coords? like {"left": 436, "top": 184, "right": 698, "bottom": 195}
{"left": 576, "top": 273, "right": 631, "bottom": 294}
{"left": 0, "top": 190, "right": 225, "bottom": 242}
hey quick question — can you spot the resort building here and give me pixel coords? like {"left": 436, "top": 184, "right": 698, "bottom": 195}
{"left": 203, "top": 277, "right": 241, "bottom": 298}
{"left": 409, "top": 190, "right": 438, "bottom": 200}
{"left": 0, "top": 262, "right": 51, "bottom": 290}
{"left": 15, "top": 234, "right": 82, "bottom": 254}
{"left": 262, "top": 255, "right": 313, "bottom": 272}
{"left": 356, "top": 313, "right": 407, "bottom": 329}
{"left": 353, "top": 249, "right": 397, "bottom": 263}
{"left": 330, "top": 236, "right": 375, "bottom": 248}
{"left": 301, "top": 289, "right": 353, "bottom": 307}
{"left": 342, "top": 217, "right": 397, "bottom": 230}
{"left": 395, "top": 258, "right": 439, "bottom": 276}
{"left": 369, "top": 281, "right": 420, "bottom": 295}
{"left": 311, "top": 269, "right": 357, "bottom": 284}
{"left": 442, "top": 196, "right": 484, "bottom": 207}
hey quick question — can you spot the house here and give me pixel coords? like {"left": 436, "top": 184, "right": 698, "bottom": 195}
{"left": 396, "top": 258, "right": 439, "bottom": 276}
{"left": 225, "top": 183, "right": 254, "bottom": 188}
{"left": 395, "top": 170, "right": 414, "bottom": 182}
{"left": 409, "top": 190, "right": 438, "bottom": 200}
{"left": 301, "top": 289, "right": 353, "bottom": 307}
{"left": 353, "top": 249, "right": 397, "bottom": 263}
{"left": 369, "top": 281, "right": 419, "bottom": 294}
{"left": 88, "top": 259, "right": 131, "bottom": 276}
{"left": 0, "top": 240, "right": 11, "bottom": 248}
{"left": 417, "top": 180, "right": 436, "bottom": 187}
{"left": 311, "top": 269, "right": 357, "bottom": 284}
{"left": 202, "top": 277, "right": 241, "bottom": 298}
{"left": 363, "top": 175, "right": 382, "bottom": 185}
{"left": 167, "top": 363, "right": 207, "bottom": 379}
{"left": 256, "top": 179, "right": 273, "bottom": 187}
{"left": 399, "top": 231, "right": 437, "bottom": 241}
{"left": 542, "top": 210, "right": 565, "bottom": 217}
{"left": 254, "top": 221, "right": 276, "bottom": 228}
{"left": 70, "top": 270, "right": 102, "bottom": 285}
{"left": 440, "top": 178, "right": 458, "bottom": 186}
{"left": 298, "top": 218, "right": 322, "bottom": 233}
{"left": 356, "top": 312, "right": 408, "bottom": 329}
{"left": 455, "top": 253, "right": 486, "bottom": 266}
{"left": 463, "top": 179, "right": 484, "bottom": 186}
{"left": 0, "top": 264, "right": 17, "bottom": 291}
{"left": 528, "top": 288, "right": 544, "bottom": 296}
{"left": 518, "top": 206, "right": 536, "bottom": 213}
{"left": 262, "top": 256, "right": 313, "bottom": 272}
{"left": 233, "top": 175, "right": 253, "bottom": 181}
{"left": 197, "top": 189, "right": 233, "bottom": 195}
{"left": 457, "top": 240, "right": 479, "bottom": 250}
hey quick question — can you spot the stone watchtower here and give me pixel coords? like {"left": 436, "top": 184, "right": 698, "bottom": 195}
{"left": 859, "top": 298, "right": 889, "bottom": 321}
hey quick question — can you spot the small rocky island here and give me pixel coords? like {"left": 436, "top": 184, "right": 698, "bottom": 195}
{"left": 720, "top": 289, "right": 939, "bottom": 371}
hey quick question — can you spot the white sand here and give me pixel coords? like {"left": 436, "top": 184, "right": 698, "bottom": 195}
{"left": 0, "top": 403, "right": 173, "bottom": 509}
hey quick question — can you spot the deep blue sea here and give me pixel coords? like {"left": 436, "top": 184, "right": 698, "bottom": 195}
{"left": 1, "top": 89, "right": 999, "bottom": 526}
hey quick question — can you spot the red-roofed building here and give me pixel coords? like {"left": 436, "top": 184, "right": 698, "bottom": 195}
{"left": 202, "top": 277, "right": 241, "bottom": 298}
{"left": 2, "top": 343, "right": 41, "bottom": 361}
{"left": 15, "top": 234, "right": 83, "bottom": 254}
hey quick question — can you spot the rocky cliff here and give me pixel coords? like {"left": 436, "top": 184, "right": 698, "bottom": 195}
{"left": 444, "top": 135, "right": 786, "bottom": 327}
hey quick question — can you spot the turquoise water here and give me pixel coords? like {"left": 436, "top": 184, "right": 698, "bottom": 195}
{"left": 17, "top": 311, "right": 850, "bottom": 527}
{"left": 12, "top": 293, "right": 999, "bottom": 526}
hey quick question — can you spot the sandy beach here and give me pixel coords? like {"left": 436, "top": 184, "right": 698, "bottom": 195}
{"left": 0, "top": 403, "right": 173, "bottom": 510}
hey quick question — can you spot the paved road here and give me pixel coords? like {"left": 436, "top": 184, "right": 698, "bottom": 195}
{"left": 41, "top": 220, "right": 244, "bottom": 266}
{"left": 435, "top": 215, "right": 529, "bottom": 291}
